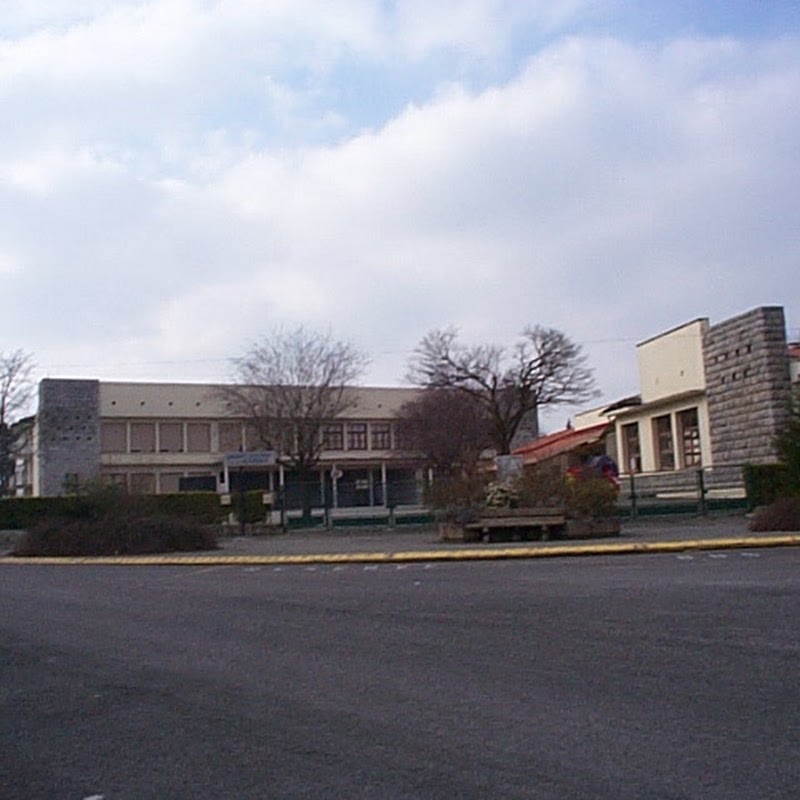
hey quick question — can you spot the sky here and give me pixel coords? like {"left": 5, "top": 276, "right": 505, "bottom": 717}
{"left": 2, "top": 0, "right": 799, "bottom": 431}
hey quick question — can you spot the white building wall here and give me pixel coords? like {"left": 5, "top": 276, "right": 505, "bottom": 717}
{"left": 614, "top": 396, "right": 711, "bottom": 475}
{"left": 637, "top": 319, "right": 708, "bottom": 404}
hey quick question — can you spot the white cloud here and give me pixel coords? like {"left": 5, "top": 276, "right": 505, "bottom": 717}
{"left": 1, "top": 2, "right": 798, "bottom": 416}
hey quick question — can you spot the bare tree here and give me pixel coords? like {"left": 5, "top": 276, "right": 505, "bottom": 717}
{"left": 397, "top": 388, "right": 493, "bottom": 476}
{"left": 407, "top": 326, "right": 596, "bottom": 454}
{"left": 223, "top": 327, "right": 368, "bottom": 517}
{"left": 1, "top": 349, "right": 35, "bottom": 496}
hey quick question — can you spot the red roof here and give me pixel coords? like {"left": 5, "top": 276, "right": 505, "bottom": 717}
{"left": 512, "top": 422, "right": 610, "bottom": 465}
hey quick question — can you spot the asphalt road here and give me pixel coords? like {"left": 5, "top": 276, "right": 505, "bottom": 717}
{"left": 2, "top": 549, "right": 799, "bottom": 799}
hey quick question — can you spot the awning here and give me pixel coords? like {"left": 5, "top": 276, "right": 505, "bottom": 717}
{"left": 512, "top": 422, "right": 610, "bottom": 466}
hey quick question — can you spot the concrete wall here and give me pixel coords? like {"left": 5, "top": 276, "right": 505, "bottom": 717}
{"left": 99, "top": 382, "right": 419, "bottom": 420}
{"left": 703, "top": 306, "right": 792, "bottom": 466}
{"left": 613, "top": 394, "right": 711, "bottom": 475}
{"left": 637, "top": 318, "right": 708, "bottom": 404}
{"left": 36, "top": 379, "right": 101, "bottom": 496}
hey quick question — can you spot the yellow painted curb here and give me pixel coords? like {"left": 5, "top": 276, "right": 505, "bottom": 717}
{"left": 1, "top": 535, "right": 799, "bottom": 566}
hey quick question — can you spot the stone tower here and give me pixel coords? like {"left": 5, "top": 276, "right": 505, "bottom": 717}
{"left": 703, "top": 306, "right": 791, "bottom": 466}
{"left": 36, "top": 379, "right": 101, "bottom": 496}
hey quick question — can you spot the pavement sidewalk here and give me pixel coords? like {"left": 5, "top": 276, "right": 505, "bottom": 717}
{"left": 212, "top": 513, "right": 755, "bottom": 557}
{"left": 3, "top": 513, "right": 799, "bottom": 564}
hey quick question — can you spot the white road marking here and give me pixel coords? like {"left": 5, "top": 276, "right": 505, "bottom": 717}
{"left": 676, "top": 555, "right": 695, "bottom": 561}
{"left": 83, "top": 795, "right": 105, "bottom": 800}
{"left": 740, "top": 552, "right": 761, "bottom": 558}
{"left": 364, "top": 565, "right": 379, "bottom": 571}
{"left": 708, "top": 553, "right": 728, "bottom": 559}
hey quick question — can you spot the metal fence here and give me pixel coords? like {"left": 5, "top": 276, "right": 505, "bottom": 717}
{"left": 617, "top": 464, "right": 750, "bottom": 518}
{"left": 245, "top": 477, "right": 431, "bottom": 529}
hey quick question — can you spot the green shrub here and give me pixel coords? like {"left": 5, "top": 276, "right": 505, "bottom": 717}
{"left": 748, "top": 496, "right": 800, "bottom": 532}
{"left": 14, "top": 514, "right": 217, "bottom": 557}
{"left": 6, "top": 482, "right": 222, "bottom": 556}
{"left": 565, "top": 476, "right": 618, "bottom": 519}
{"left": 0, "top": 488, "right": 226, "bottom": 530}
{"left": 423, "top": 473, "right": 488, "bottom": 524}
{"left": 0, "top": 496, "right": 92, "bottom": 529}
{"left": 513, "top": 464, "right": 567, "bottom": 508}
{"left": 743, "top": 464, "right": 792, "bottom": 509}
{"left": 775, "top": 386, "right": 800, "bottom": 492}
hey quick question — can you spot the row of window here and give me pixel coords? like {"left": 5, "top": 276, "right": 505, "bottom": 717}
{"left": 621, "top": 407, "right": 701, "bottom": 473}
{"left": 708, "top": 344, "right": 752, "bottom": 365}
{"left": 100, "top": 420, "right": 402, "bottom": 455}
{"left": 103, "top": 471, "right": 215, "bottom": 494}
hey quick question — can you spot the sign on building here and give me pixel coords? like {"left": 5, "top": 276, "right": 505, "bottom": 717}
{"left": 224, "top": 451, "right": 278, "bottom": 468}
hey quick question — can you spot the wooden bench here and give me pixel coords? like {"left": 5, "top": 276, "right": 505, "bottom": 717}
{"left": 463, "top": 508, "right": 567, "bottom": 543}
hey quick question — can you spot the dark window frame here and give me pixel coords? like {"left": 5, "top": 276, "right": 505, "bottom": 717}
{"left": 346, "top": 423, "right": 367, "bottom": 451}
{"left": 653, "top": 414, "right": 675, "bottom": 471}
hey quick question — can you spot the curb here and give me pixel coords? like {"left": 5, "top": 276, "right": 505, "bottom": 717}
{"left": 1, "top": 535, "right": 799, "bottom": 567}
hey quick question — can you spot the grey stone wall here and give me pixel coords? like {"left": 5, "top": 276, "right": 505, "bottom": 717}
{"left": 37, "top": 379, "right": 101, "bottom": 496}
{"left": 703, "top": 306, "right": 791, "bottom": 466}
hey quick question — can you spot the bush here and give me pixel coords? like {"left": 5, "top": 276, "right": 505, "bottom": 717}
{"left": 423, "top": 473, "right": 488, "bottom": 524}
{"left": 565, "top": 477, "right": 618, "bottom": 519}
{"left": 513, "top": 464, "right": 567, "bottom": 508}
{"left": 743, "top": 463, "right": 792, "bottom": 509}
{"left": 748, "top": 496, "right": 800, "bottom": 532}
{"left": 0, "top": 496, "right": 94, "bottom": 529}
{"left": 14, "top": 514, "right": 218, "bottom": 557}
{"left": 0, "top": 489, "right": 226, "bottom": 529}
{"left": 9, "top": 482, "right": 219, "bottom": 556}
{"left": 775, "top": 386, "right": 800, "bottom": 492}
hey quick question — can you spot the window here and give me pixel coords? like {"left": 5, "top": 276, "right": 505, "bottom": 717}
{"left": 129, "top": 473, "right": 156, "bottom": 494}
{"left": 158, "top": 422, "right": 183, "bottom": 452}
{"left": 622, "top": 423, "right": 641, "bottom": 473}
{"left": 130, "top": 422, "right": 155, "bottom": 453}
{"left": 370, "top": 423, "right": 392, "bottom": 450}
{"left": 159, "top": 472, "right": 182, "bottom": 493}
{"left": 653, "top": 415, "right": 674, "bottom": 471}
{"left": 101, "top": 422, "right": 127, "bottom": 453}
{"left": 244, "top": 423, "right": 263, "bottom": 451}
{"left": 322, "top": 424, "right": 344, "bottom": 451}
{"left": 347, "top": 423, "right": 367, "bottom": 450}
{"left": 186, "top": 423, "right": 211, "bottom": 453}
{"left": 393, "top": 425, "right": 413, "bottom": 452}
{"left": 104, "top": 473, "right": 128, "bottom": 490}
{"left": 219, "top": 421, "right": 243, "bottom": 453}
{"left": 678, "top": 408, "right": 702, "bottom": 467}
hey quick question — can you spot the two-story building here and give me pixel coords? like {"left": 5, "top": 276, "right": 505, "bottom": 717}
{"left": 32, "top": 379, "right": 424, "bottom": 512}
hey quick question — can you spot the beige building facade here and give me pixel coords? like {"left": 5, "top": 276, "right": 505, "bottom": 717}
{"left": 578, "top": 307, "right": 793, "bottom": 489}
{"left": 33, "top": 379, "right": 424, "bottom": 510}
{"left": 613, "top": 318, "right": 713, "bottom": 475}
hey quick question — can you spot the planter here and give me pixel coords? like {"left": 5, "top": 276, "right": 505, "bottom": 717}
{"left": 564, "top": 516, "right": 620, "bottom": 539}
{"left": 438, "top": 522, "right": 482, "bottom": 542}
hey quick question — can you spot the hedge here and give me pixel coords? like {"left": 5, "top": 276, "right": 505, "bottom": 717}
{"left": 742, "top": 463, "right": 792, "bottom": 509}
{"left": 0, "top": 492, "right": 226, "bottom": 530}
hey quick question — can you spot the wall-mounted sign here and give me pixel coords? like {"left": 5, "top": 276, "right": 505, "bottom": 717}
{"left": 225, "top": 451, "right": 278, "bottom": 468}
